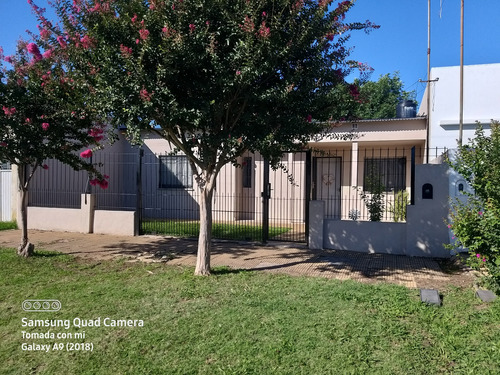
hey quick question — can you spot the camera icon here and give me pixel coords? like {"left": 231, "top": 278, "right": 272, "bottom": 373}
{"left": 22, "top": 300, "right": 61, "bottom": 312}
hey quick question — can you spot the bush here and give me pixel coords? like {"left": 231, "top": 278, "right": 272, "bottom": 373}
{"left": 447, "top": 121, "right": 500, "bottom": 293}
{"left": 388, "top": 190, "right": 409, "bottom": 222}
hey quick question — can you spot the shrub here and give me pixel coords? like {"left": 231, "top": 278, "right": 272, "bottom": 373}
{"left": 447, "top": 121, "right": 500, "bottom": 293}
{"left": 388, "top": 190, "right": 409, "bottom": 222}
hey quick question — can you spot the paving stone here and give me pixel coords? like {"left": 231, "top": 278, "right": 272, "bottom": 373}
{"left": 476, "top": 289, "right": 498, "bottom": 302}
{"left": 420, "top": 289, "right": 441, "bottom": 306}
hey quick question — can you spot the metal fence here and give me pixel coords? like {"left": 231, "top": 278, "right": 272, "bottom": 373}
{"left": 27, "top": 146, "right": 449, "bottom": 240}
{"left": 28, "top": 151, "right": 140, "bottom": 211}
{"left": 312, "top": 147, "right": 448, "bottom": 222}
{"left": 139, "top": 150, "right": 309, "bottom": 242}
{"left": 27, "top": 149, "right": 310, "bottom": 242}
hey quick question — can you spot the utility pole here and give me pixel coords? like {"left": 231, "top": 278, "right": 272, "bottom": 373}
{"left": 458, "top": 0, "right": 464, "bottom": 146}
{"left": 426, "top": 0, "right": 431, "bottom": 162}
{"left": 419, "top": 0, "right": 439, "bottom": 163}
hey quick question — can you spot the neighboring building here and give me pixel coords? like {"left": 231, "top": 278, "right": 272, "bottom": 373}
{"left": 419, "top": 63, "right": 500, "bottom": 149}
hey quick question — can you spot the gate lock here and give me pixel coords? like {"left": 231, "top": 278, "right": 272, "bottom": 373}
{"left": 261, "top": 183, "right": 272, "bottom": 199}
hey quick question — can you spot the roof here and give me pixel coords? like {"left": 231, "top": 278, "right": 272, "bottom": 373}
{"left": 346, "top": 116, "right": 427, "bottom": 123}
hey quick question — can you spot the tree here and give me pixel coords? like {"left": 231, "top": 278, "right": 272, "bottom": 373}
{"left": 0, "top": 33, "right": 106, "bottom": 257}
{"left": 37, "top": 0, "right": 377, "bottom": 274}
{"left": 350, "top": 72, "right": 416, "bottom": 119}
{"left": 447, "top": 122, "right": 500, "bottom": 293}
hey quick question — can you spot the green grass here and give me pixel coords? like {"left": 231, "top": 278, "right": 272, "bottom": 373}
{"left": 1, "top": 247, "right": 499, "bottom": 375}
{"left": 0, "top": 221, "right": 17, "bottom": 231}
{"left": 141, "top": 220, "right": 290, "bottom": 241}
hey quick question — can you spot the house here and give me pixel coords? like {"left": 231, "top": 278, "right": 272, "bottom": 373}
{"left": 419, "top": 63, "right": 500, "bottom": 149}
{"left": 23, "top": 112, "right": 436, "bottom": 243}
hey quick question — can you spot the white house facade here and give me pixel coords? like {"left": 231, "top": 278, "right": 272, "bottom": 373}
{"left": 419, "top": 63, "right": 500, "bottom": 149}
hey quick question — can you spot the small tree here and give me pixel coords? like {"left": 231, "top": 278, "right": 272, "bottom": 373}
{"left": 447, "top": 122, "right": 500, "bottom": 293}
{"left": 38, "top": 0, "right": 377, "bottom": 274}
{"left": 0, "top": 36, "right": 106, "bottom": 257}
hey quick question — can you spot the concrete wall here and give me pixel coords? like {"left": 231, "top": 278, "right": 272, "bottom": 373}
{"left": 94, "top": 210, "right": 137, "bottom": 236}
{"left": 25, "top": 194, "right": 137, "bottom": 236}
{"left": 310, "top": 163, "right": 452, "bottom": 258}
{"left": 0, "top": 169, "right": 12, "bottom": 221}
{"left": 405, "top": 163, "right": 450, "bottom": 257}
{"left": 324, "top": 220, "right": 406, "bottom": 255}
{"left": 419, "top": 63, "right": 500, "bottom": 149}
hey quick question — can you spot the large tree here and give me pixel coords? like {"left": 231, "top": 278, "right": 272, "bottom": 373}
{"left": 340, "top": 72, "right": 416, "bottom": 120}
{"left": 35, "top": 0, "right": 377, "bottom": 274}
{"left": 0, "top": 31, "right": 106, "bottom": 257}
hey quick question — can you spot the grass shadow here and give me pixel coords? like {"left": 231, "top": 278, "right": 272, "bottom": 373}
{"left": 33, "top": 250, "right": 67, "bottom": 258}
{"left": 210, "top": 266, "right": 250, "bottom": 276}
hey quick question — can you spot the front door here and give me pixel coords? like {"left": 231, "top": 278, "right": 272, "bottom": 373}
{"left": 314, "top": 157, "right": 341, "bottom": 218}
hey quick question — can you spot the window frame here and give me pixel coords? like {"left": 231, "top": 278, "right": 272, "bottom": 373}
{"left": 242, "top": 157, "right": 252, "bottom": 188}
{"left": 158, "top": 155, "right": 193, "bottom": 189}
{"left": 363, "top": 157, "right": 406, "bottom": 192}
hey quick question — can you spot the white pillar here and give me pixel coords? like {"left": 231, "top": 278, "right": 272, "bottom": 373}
{"left": 80, "top": 194, "right": 95, "bottom": 233}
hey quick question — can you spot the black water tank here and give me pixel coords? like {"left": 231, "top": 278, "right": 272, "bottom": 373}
{"left": 396, "top": 100, "right": 417, "bottom": 118}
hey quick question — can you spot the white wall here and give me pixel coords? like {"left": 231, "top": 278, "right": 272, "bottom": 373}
{"left": 0, "top": 170, "right": 12, "bottom": 221}
{"left": 311, "top": 163, "right": 452, "bottom": 258}
{"left": 420, "top": 63, "right": 500, "bottom": 149}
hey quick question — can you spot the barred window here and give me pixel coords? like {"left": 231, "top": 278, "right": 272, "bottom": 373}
{"left": 363, "top": 158, "right": 406, "bottom": 192}
{"left": 159, "top": 156, "right": 192, "bottom": 188}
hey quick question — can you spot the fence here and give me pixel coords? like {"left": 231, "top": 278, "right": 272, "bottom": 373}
{"left": 28, "top": 152, "right": 139, "bottom": 211}
{"left": 26, "top": 146, "right": 449, "bottom": 240}
{"left": 312, "top": 147, "right": 448, "bottom": 222}
{"left": 27, "top": 149, "right": 310, "bottom": 242}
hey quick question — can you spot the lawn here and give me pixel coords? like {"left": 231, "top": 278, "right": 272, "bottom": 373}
{"left": 141, "top": 220, "right": 290, "bottom": 241}
{"left": 0, "top": 221, "right": 17, "bottom": 231}
{"left": 1, "top": 247, "right": 499, "bottom": 375}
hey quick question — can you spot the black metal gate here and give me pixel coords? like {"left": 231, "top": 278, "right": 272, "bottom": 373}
{"left": 139, "top": 150, "right": 311, "bottom": 243}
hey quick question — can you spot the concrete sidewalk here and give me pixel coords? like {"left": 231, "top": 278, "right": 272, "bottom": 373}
{"left": 1, "top": 229, "right": 474, "bottom": 290}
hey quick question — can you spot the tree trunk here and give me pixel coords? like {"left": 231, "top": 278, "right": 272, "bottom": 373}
{"left": 194, "top": 174, "right": 216, "bottom": 276}
{"left": 17, "top": 165, "right": 34, "bottom": 257}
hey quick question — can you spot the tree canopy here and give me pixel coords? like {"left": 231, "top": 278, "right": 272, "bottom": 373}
{"left": 0, "top": 36, "right": 105, "bottom": 256}
{"left": 28, "top": 0, "right": 378, "bottom": 273}
{"left": 339, "top": 72, "right": 417, "bottom": 120}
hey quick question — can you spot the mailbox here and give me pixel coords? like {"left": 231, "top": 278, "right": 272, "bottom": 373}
{"left": 422, "top": 183, "right": 433, "bottom": 199}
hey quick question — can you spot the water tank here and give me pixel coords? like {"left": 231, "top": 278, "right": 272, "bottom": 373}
{"left": 396, "top": 100, "right": 417, "bottom": 118}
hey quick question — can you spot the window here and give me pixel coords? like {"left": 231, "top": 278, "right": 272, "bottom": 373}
{"left": 242, "top": 157, "right": 252, "bottom": 188}
{"left": 0, "top": 161, "right": 11, "bottom": 170}
{"left": 159, "top": 156, "right": 192, "bottom": 188}
{"left": 363, "top": 158, "right": 406, "bottom": 192}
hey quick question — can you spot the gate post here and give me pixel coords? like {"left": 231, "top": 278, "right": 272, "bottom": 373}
{"left": 136, "top": 147, "right": 144, "bottom": 236}
{"left": 262, "top": 158, "right": 270, "bottom": 243}
{"left": 305, "top": 150, "right": 312, "bottom": 244}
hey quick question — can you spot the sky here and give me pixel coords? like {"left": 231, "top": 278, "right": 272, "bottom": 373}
{"left": 1, "top": 0, "right": 500, "bottom": 104}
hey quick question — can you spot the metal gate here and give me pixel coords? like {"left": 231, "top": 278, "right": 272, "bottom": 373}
{"left": 139, "top": 150, "right": 311, "bottom": 243}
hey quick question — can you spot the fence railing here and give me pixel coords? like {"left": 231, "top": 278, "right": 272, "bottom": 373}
{"left": 27, "top": 146, "right": 449, "bottom": 238}
{"left": 312, "top": 146, "right": 448, "bottom": 221}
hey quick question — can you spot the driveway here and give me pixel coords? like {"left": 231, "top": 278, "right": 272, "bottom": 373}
{"left": 1, "top": 229, "right": 475, "bottom": 290}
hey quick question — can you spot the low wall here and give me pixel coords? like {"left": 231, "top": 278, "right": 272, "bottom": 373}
{"left": 28, "top": 206, "right": 87, "bottom": 233}
{"left": 309, "top": 164, "right": 452, "bottom": 258}
{"left": 324, "top": 220, "right": 406, "bottom": 255}
{"left": 24, "top": 194, "right": 137, "bottom": 236}
{"left": 94, "top": 210, "right": 137, "bottom": 236}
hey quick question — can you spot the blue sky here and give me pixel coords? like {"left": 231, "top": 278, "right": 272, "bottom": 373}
{"left": 345, "top": 0, "right": 500, "bottom": 101}
{"left": 1, "top": 1, "right": 499, "bottom": 103}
